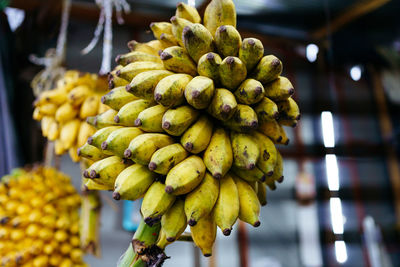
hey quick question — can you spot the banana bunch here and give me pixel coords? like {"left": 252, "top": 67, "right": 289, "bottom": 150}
{"left": 33, "top": 70, "right": 111, "bottom": 162}
{"left": 79, "top": 0, "right": 300, "bottom": 257}
{"left": 0, "top": 167, "right": 86, "bottom": 267}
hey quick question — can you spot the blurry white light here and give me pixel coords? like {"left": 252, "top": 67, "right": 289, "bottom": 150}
{"left": 325, "top": 154, "right": 339, "bottom": 191}
{"left": 335, "top": 241, "right": 348, "bottom": 263}
{"left": 321, "top": 111, "right": 335, "bottom": 148}
{"left": 350, "top": 66, "right": 362, "bottom": 81}
{"left": 187, "top": 0, "right": 196, "bottom": 7}
{"left": 330, "top": 197, "right": 344, "bottom": 234}
{"left": 306, "top": 44, "right": 319, "bottom": 62}
{"left": 4, "top": 7, "right": 25, "bottom": 32}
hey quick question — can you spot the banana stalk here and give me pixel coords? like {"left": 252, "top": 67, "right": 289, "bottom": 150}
{"left": 80, "top": 190, "right": 102, "bottom": 257}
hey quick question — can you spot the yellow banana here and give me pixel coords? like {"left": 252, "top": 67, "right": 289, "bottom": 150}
{"left": 258, "top": 120, "right": 289, "bottom": 145}
{"left": 101, "top": 86, "right": 138, "bottom": 110}
{"left": 254, "top": 97, "right": 279, "bottom": 122}
{"left": 160, "top": 198, "right": 187, "bottom": 242}
{"left": 108, "top": 72, "right": 129, "bottom": 89}
{"left": 114, "top": 99, "right": 154, "bottom": 126}
{"left": 112, "top": 164, "right": 156, "bottom": 201}
{"left": 231, "top": 165, "right": 265, "bottom": 183}
{"left": 59, "top": 119, "right": 80, "bottom": 150}
{"left": 55, "top": 102, "right": 79, "bottom": 123}
{"left": 77, "top": 143, "right": 108, "bottom": 161}
{"left": 219, "top": 56, "right": 247, "bottom": 90}
{"left": 146, "top": 40, "right": 165, "bottom": 52}
{"left": 154, "top": 74, "right": 193, "bottom": 107}
{"left": 223, "top": 104, "right": 258, "bottom": 132}
{"left": 116, "top": 61, "right": 165, "bottom": 81}
{"left": 124, "top": 133, "right": 174, "bottom": 165}
{"left": 55, "top": 139, "right": 66, "bottom": 155}
{"left": 170, "top": 16, "right": 193, "bottom": 47}
{"left": 190, "top": 214, "right": 216, "bottom": 257}
{"left": 184, "top": 76, "right": 215, "bottom": 109}
{"left": 197, "top": 52, "right": 222, "bottom": 83}
{"left": 156, "top": 228, "right": 173, "bottom": 250}
{"left": 87, "top": 126, "right": 122, "bottom": 150}
{"left": 36, "top": 103, "right": 58, "bottom": 116}
{"left": 176, "top": 2, "right": 201, "bottom": 23}
{"left": 127, "top": 40, "right": 159, "bottom": 56}
{"left": 165, "top": 155, "right": 206, "bottom": 195}
{"left": 204, "top": 0, "right": 236, "bottom": 38}
{"left": 115, "top": 51, "right": 162, "bottom": 66}
{"left": 86, "top": 156, "right": 129, "bottom": 187}
{"left": 40, "top": 116, "right": 52, "bottom": 137}
{"left": 239, "top": 38, "right": 264, "bottom": 72}
{"left": 47, "top": 120, "right": 60, "bottom": 141}
{"left": 180, "top": 115, "right": 213, "bottom": 154}
{"left": 251, "top": 55, "right": 282, "bottom": 84}
{"left": 264, "top": 76, "right": 295, "bottom": 101}
{"left": 77, "top": 121, "right": 96, "bottom": 148}
{"left": 277, "top": 97, "right": 300, "bottom": 120}
{"left": 79, "top": 94, "right": 101, "bottom": 119}
{"left": 159, "top": 33, "right": 179, "bottom": 47}
{"left": 212, "top": 173, "right": 239, "bottom": 236}
{"left": 135, "top": 104, "right": 169, "bottom": 132}
{"left": 182, "top": 23, "right": 215, "bottom": 63}
{"left": 35, "top": 88, "right": 67, "bottom": 106}
{"left": 215, "top": 25, "right": 241, "bottom": 57}
{"left": 270, "top": 150, "right": 283, "bottom": 184}
{"left": 67, "top": 85, "right": 91, "bottom": 106}
{"left": 69, "top": 145, "right": 81, "bottom": 162}
{"left": 251, "top": 131, "right": 277, "bottom": 176}
{"left": 207, "top": 88, "right": 237, "bottom": 121}
{"left": 185, "top": 172, "right": 219, "bottom": 226}
{"left": 141, "top": 182, "right": 176, "bottom": 226}
{"left": 278, "top": 117, "right": 298, "bottom": 128}
{"left": 234, "top": 79, "right": 265, "bottom": 105}
{"left": 150, "top": 22, "right": 173, "bottom": 40}
{"left": 148, "top": 143, "right": 188, "bottom": 175}
{"left": 233, "top": 175, "right": 261, "bottom": 227}
{"left": 160, "top": 46, "right": 197, "bottom": 76}
{"left": 231, "top": 132, "right": 260, "bottom": 170}
{"left": 257, "top": 182, "right": 267, "bottom": 206}
{"left": 90, "top": 109, "right": 119, "bottom": 129}
{"left": 162, "top": 105, "right": 199, "bottom": 136}
{"left": 101, "top": 127, "right": 143, "bottom": 158}
{"left": 33, "top": 106, "right": 43, "bottom": 120}
{"left": 203, "top": 127, "right": 233, "bottom": 179}
{"left": 126, "top": 70, "right": 173, "bottom": 100}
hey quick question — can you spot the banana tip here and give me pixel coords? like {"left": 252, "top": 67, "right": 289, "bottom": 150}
{"left": 253, "top": 221, "right": 261, "bottom": 227}
{"left": 115, "top": 55, "right": 121, "bottom": 64}
{"left": 184, "top": 142, "right": 193, "bottom": 151}
{"left": 134, "top": 119, "right": 142, "bottom": 126}
{"left": 170, "top": 16, "right": 177, "bottom": 23}
{"left": 250, "top": 120, "right": 258, "bottom": 128}
{"left": 154, "top": 93, "right": 162, "bottom": 102}
{"left": 260, "top": 175, "right": 266, "bottom": 182}
{"left": 219, "top": 25, "right": 227, "bottom": 32}
{"left": 288, "top": 88, "right": 295, "bottom": 95}
{"left": 222, "top": 104, "right": 231, "bottom": 114}
{"left": 246, "top": 163, "right": 255, "bottom": 170}
{"left": 206, "top": 53, "right": 214, "bottom": 60}
{"left": 222, "top": 228, "right": 231, "bottom": 236}
{"left": 116, "top": 70, "right": 121, "bottom": 76}
{"left": 83, "top": 170, "right": 90, "bottom": 178}
{"left": 255, "top": 86, "right": 263, "bottom": 95}
{"left": 266, "top": 171, "right": 273, "bottom": 176}
{"left": 124, "top": 149, "right": 132, "bottom": 158}
{"left": 273, "top": 112, "right": 279, "bottom": 119}
{"left": 213, "top": 172, "right": 222, "bottom": 179}
{"left": 114, "top": 115, "right": 120, "bottom": 123}
{"left": 192, "top": 90, "right": 200, "bottom": 98}
{"left": 87, "top": 137, "right": 93, "bottom": 145}
{"left": 284, "top": 139, "right": 290, "bottom": 145}
{"left": 226, "top": 57, "right": 235, "bottom": 65}
{"left": 165, "top": 185, "right": 173, "bottom": 194}
{"left": 176, "top": 2, "right": 183, "bottom": 8}
{"left": 90, "top": 170, "right": 99, "bottom": 179}
{"left": 101, "top": 141, "right": 108, "bottom": 150}
{"left": 277, "top": 176, "right": 284, "bottom": 183}
{"left": 182, "top": 26, "right": 192, "bottom": 37}
{"left": 247, "top": 38, "right": 255, "bottom": 46}
{"left": 162, "top": 121, "right": 171, "bottom": 130}
{"left": 148, "top": 162, "right": 157, "bottom": 171}
{"left": 204, "top": 253, "right": 212, "bottom": 257}
{"left": 77, "top": 148, "right": 81, "bottom": 156}
{"left": 112, "top": 191, "right": 121, "bottom": 200}
{"left": 188, "top": 219, "right": 197, "bottom": 226}
{"left": 160, "top": 52, "right": 172, "bottom": 60}
{"left": 100, "top": 95, "right": 106, "bottom": 104}
{"left": 125, "top": 84, "right": 132, "bottom": 92}
{"left": 166, "top": 237, "right": 176, "bottom": 242}
{"left": 271, "top": 58, "right": 281, "bottom": 68}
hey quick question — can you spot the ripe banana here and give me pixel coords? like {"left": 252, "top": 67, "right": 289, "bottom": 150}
{"left": 184, "top": 76, "right": 215, "bottom": 109}
{"left": 162, "top": 105, "right": 199, "bottom": 136}
{"left": 90, "top": 109, "right": 119, "bottom": 129}
{"left": 180, "top": 115, "right": 213, "bottom": 153}
{"left": 251, "top": 131, "right": 277, "bottom": 176}
{"left": 197, "top": 52, "right": 222, "bottom": 82}
{"left": 159, "top": 33, "right": 179, "bottom": 47}
{"left": 101, "top": 127, "right": 143, "bottom": 158}
{"left": 160, "top": 46, "right": 197, "bottom": 76}
{"left": 231, "top": 132, "right": 260, "bottom": 170}
{"left": 116, "top": 61, "right": 165, "bottom": 81}
{"left": 165, "top": 155, "right": 206, "bottom": 195}
{"left": 150, "top": 22, "right": 173, "bottom": 40}
{"left": 258, "top": 120, "right": 289, "bottom": 145}
{"left": 160, "top": 198, "right": 187, "bottom": 242}
{"left": 254, "top": 97, "right": 279, "bottom": 122}
{"left": 257, "top": 181, "right": 267, "bottom": 206}
{"left": 80, "top": 94, "right": 101, "bottom": 119}
{"left": 223, "top": 104, "right": 258, "bottom": 132}
{"left": 182, "top": 23, "right": 215, "bottom": 63}
{"left": 148, "top": 143, "right": 188, "bottom": 175}
{"left": 59, "top": 119, "right": 80, "bottom": 150}
{"left": 176, "top": 2, "right": 201, "bottom": 23}
{"left": 134, "top": 104, "right": 169, "bottom": 132}
{"left": 114, "top": 99, "right": 154, "bottom": 126}
{"left": 84, "top": 178, "right": 113, "bottom": 191}
{"left": 277, "top": 97, "right": 300, "bottom": 120}
{"left": 68, "top": 85, "right": 91, "bottom": 106}
{"left": 77, "top": 143, "right": 108, "bottom": 161}
{"left": 55, "top": 102, "right": 78, "bottom": 123}
{"left": 86, "top": 156, "right": 129, "bottom": 187}
{"left": 115, "top": 51, "right": 162, "bottom": 66}
{"left": 87, "top": 126, "right": 122, "bottom": 150}
{"left": 204, "top": 0, "right": 236, "bottom": 38}
{"left": 234, "top": 79, "right": 265, "bottom": 105}
{"left": 239, "top": 38, "right": 264, "bottom": 72}
{"left": 233, "top": 175, "right": 260, "bottom": 227}
{"left": 251, "top": 55, "right": 282, "bottom": 84}
{"left": 190, "top": 214, "right": 216, "bottom": 257}
{"left": 264, "top": 76, "right": 295, "bottom": 101}
{"left": 154, "top": 73, "right": 193, "bottom": 107}
{"left": 127, "top": 40, "right": 159, "bottom": 56}
{"left": 203, "top": 127, "right": 233, "bottom": 179}
{"left": 231, "top": 165, "right": 265, "bottom": 183}
{"left": 126, "top": 70, "right": 173, "bottom": 100}
{"left": 207, "top": 88, "right": 237, "bottom": 121}
{"left": 219, "top": 56, "right": 247, "bottom": 90}
{"left": 215, "top": 25, "right": 241, "bottom": 57}
{"left": 101, "top": 86, "right": 138, "bottom": 110}
{"left": 170, "top": 16, "right": 193, "bottom": 47}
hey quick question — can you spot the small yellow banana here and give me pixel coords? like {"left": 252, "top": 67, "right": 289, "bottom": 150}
{"left": 101, "top": 127, "right": 143, "bottom": 158}
{"left": 86, "top": 156, "right": 129, "bottom": 187}
{"left": 251, "top": 55, "right": 282, "bottom": 84}
{"left": 180, "top": 115, "right": 213, "bottom": 154}
{"left": 231, "top": 132, "right": 260, "bottom": 170}
{"left": 215, "top": 25, "right": 241, "bottom": 57}
{"left": 233, "top": 175, "right": 261, "bottom": 227}
{"left": 160, "top": 198, "right": 187, "bottom": 243}
{"left": 114, "top": 99, "right": 154, "bottom": 127}
{"left": 223, "top": 104, "right": 258, "bottom": 132}
{"left": 239, "top": 38, "right": 264, "bottom": 72}
{"left": 116, "top": 61, "right": 165, "bottom": 81}
{"left": 184, "top": 76, "right": 215, "bottom": 109}
{"left": 251, "top": 131, "right": 277, "bottom": 176}
{"left": 115, "top": 51, "right": 162, "bottom": 66}
{"left": 207, "top": 88, "right": 237, "bottom": 121}
{"left": 204, "top": 0, "right": 236, "bottom": 38}
{"left": 126, "top": 70, "right": 173, "bottom": 100}
{"left": 254, "top": 97, "right": 279, "bottom": 122}
{"left": 59, "top": 119, "right": 80, "bottom": 150}
{"left": 219, "top": 56, "right": 247, "bottom": 90}
{"left": 258, "top": 120, "right": 289, "bottom": 145}
{"left": 234, "top": 79, "right": 265, "bottom": 105}
{"left": 182, "top": 23, "right": 215, "bottom": 63}
{"left": 176, "top": 2, "right": 201, "bottom": 23}
{"left": 154, "top": 74, "right": 193, "bottom": 107}
{"left": 148, "top": 143, "right": 188, "bottom": 175}
{"left": 162, "top": 105, "right": 199, "bottom": 136}
{"left": 79, "top": 94, "right": 101, "bottom": 119}
{"left": 160, "top": 46, "right": 197, "bottom": 76}
{"left": 197, "top": 52, "right": 222, "bottom": 83}
{"left": 190, "top": 213, "right": 216, "bottom": 257}
{"left": 135, "top": 104, "right": 169, "bottom": 133}
{"left": 101, "top": 86, "right": 138, "bottom": 110}
{"left": 78, "top": 143, "right": 109, "bottom": 161}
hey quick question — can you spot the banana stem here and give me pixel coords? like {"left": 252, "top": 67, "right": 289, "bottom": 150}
{"left": 80, "top": 190, "right": 102, "bottom": 257}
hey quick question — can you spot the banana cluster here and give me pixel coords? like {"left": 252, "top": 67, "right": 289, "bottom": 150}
{"left": 79, "top": 0, "right": 300, "bottom": 257}
{"left": 0, "top": 167, "right": 86, "bottom": 267}
{"left": 33, "top": 71, "right": 109, "bottom": 162}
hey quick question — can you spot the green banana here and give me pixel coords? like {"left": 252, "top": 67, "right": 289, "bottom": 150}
{"left": 185, "top": 172, "right": 219, "bottom": 226}
{"left": 239, "top": 38, "right": 264, "bottom": 72}
{"left": 116, "top": 61, "right": 165, "bottom": 82}
{"left": 203, "top": 127, "right": 233, "bottom": 179}
{"left": 124, "top": 133, "right": 174, "bottom": 165}
{"left": 223, "top": 104, "right": 258, "bottom": 132}
{"left": 160, "top": 46, "right": 197, "bottom": 76}
{"left": 115, "top": 51, "right": 162, "bottom": 66}
{"left": 148, "top": 143, "right": 189, "bottom": 175}
{"left": 78, "top": 143, "right": 109, "bottom": 161}
{"left": 231, "top": 132, "right": 260, "bottom": 170}
{"left": 182, "top": 23, "right": 215, "bottom": 63}
{"left": 135, "top": 104, "right": 169, "bottom": 132}
{"left": 154, "top": 74, "right": 193, "bottom": 107}
{"left": 277, "top": 97, "right": 300, "bottom": 120}
{"left": 264, "top": 76, "right": 295, "bottom": 101}
{"left": 234, "top": 79, "right": 265, "bottom": 105}
{"left": 233, "top": 175, "right": 261, "bottom": 227}
{"left": 162, "top": 105, "right": 199, "bottom": 136}
{"left": 204, "top": 0, "right": 236, "bottom": 38}
{"left": 180, "top": 115, "right": 213, "bottom": 154}
{"left": 219, "top": 56, "right": 247, "bottom": 90}
{"left": 254, "top": 97, "right": 279, "bottom": 122}
{"left": 197, "top": 52, "right": 222, "bottom": 83}
{"left": 176, "top": 2, "right": 201, "bottom": 23}
{"left": 113, "top": 164, "right": 156, "bottom": 201}
{"left": 251, "top": 131, "right": 277, "bottom": 176}
{"left": 126, "top": 70, "right": 173, "bottom": 100}
{"left": 207, "top": 88, "right": 237, "bottom": 121}
{"left": 101, "top": 127, "right": 143, "bottom": 158}
{"left": 101, "top": 86, "right": 138, "bottom": 110}
{"left": 165, "top": 155, "right": 206, "bottom": 195}
{"left": 190, "top": 214, "right": 216, "bottom": 257}
{"left": 215, "top": 25, "right": 241, "bottom": 57}
{"left": 170, "top": 16, "right": 193, "bottom": 47}
{"left": 212, "top": 172, "right": 239, "bottom": 236}
{"left": 150, "top": 22, "right": 173, "bottom": 40}
{"left": 258, "top": 120, "right": 289, "bottom": 145}
{"left": 184, "top": 76, "right": 215, "bottom": 109}
{"left": 160, "top": 198, "right": 187, "bottom": 242}
{"left": 87, "top": 126, "right": 122, "bottom": 150}
{"left": 251, "top": 55, "right": 282, "bottom": 84}
{"left": 231, "top": 165, "right": 266, "bottom": 182}
{"left": 86, "top": 156, "right": 130, "bottom": 187}
{"left": 88, "top": 109, "right": 120, "bottom": 129}
{"left": 114, "top": 99, "right": 154, "bottom": 126}
{"left": 257, "top": 182, "right": 267, "bottom": 206}
{"left": 141, "top": 182, "right": 176, "bottom": 226}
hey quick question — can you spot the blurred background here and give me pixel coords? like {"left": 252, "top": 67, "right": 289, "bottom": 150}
{"left": 1, "top": 0, "right": 400, "bottom": 266}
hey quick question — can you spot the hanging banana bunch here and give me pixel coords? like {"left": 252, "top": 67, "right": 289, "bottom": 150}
{"left": 77, "top": 0, "right": 300, "bottom": 263}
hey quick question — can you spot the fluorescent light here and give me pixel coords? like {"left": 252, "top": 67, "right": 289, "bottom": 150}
{"left": 4, "top": 7, "right": 25, "bottom": 32}
{"left": 325, "top": 154, "right": 339, "bottom": 191}
{"left": 306, "top": 44, "right": 319, "bottom": 62}
{"left": 335, "top": 241, "right": 348, "bottom": 263}
{"left": 321, "top": 111, "right": 335, "bottom": 148}
{"left": 350, "top": 66, "right": 362, "bottom": 81}
{"left": 330, "top": 197, "right": 344, "bottom": 234}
